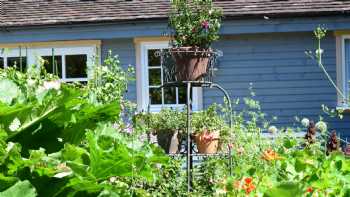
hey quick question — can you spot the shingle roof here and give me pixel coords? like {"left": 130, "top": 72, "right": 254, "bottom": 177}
{"left": 2, "top": 0, "right": 350, "bottom": 28}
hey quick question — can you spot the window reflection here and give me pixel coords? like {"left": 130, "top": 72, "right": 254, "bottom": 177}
{"left": 66, "top": 54, "right": 87, "bottom": 78}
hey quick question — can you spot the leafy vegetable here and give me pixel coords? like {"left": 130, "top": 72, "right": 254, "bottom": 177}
{"left": 0, "top": 180, "right": 37, "bottom": 197}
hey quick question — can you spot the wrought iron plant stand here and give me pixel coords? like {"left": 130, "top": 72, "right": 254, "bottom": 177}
{"left": 157, "top": 49, "right": 233, "bottom": 192}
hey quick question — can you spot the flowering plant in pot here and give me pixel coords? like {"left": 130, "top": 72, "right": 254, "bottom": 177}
{"left": 169, "top": 0, "right": 222, "bottom": 81}
{"left": 192, "top": 105, "right": 228, "bottom": 154}
{"left": 148, "top": 108, "right": 186, "bottom": 154}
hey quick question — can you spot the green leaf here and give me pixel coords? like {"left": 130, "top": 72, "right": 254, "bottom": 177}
{"left": 0, "top": 79, "right": 21, "bottom": 105}
{"left": 283, "top": 138, "right": 297, "bottom": 149}
{"left": 0, "top": 174, "right": 18, "bottom": 191}
{"left": 264, "top": 182, "right": 303, "bottom": 197}
{"left": 0, "top": 180, "right": 37, "bottom": 197}
{"left": 295, "top": 158, "right": 306, "bottom": 172}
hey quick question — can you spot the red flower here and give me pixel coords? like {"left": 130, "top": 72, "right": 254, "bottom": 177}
{"left": 306, "top": 187, "right": 313, "bottom": 193}
{"left": 234, "top": 177, "right": 256, "bottom": 194}
{"left": 244, "top": 184, "right": 256, "bottom": 194}
{"left": 244, "top": 177, "right": 253, "bottom": 185}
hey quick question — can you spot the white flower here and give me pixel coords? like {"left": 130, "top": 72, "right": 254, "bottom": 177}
{"left": 36, "top": 85, "right": 46, "bottom": 95}
{"left": 6, "top": 142, "right": 15, "bottom": 152}
{"left": 316, "top": 121, "right": 327, "bottom": 133}
{"left": 316, "top": 49, "right": 324, "bottom": 56}
{"left": 27, "top": 79, "right": 36, "bottom": 86}
{"left": 301, "top": 118, "right": 310, "bottom": 127}
{"left": 268, "top": 126, "right": 278, "bottom": 133}
{"left": 43, "top": 80, "right": 61, "bottom": 90}
{"left": 53, "top": 171, "right": 72, "bottom": 178}
{"left": 109, "top": 176, "right": 117, "bottom": 183}
{"left": 9, "top": 118, "right": 21, "bottom": 132}
{"left": 57, "top": 138, "right": 63, "bottom": 142}
{"left": 102, "top": 66, "right": 109, "bottom": 72}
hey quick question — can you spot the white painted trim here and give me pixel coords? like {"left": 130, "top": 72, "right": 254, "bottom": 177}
{"left": 337, "top": 35, "right": 350, "bottom": 108}
{"left": 135, "top": 41, "right": 203, "bottom": 112}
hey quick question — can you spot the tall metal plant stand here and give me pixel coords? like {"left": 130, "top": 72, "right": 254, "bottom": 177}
{"left": 162, "top": 81, "right": 233, "bottom": 193}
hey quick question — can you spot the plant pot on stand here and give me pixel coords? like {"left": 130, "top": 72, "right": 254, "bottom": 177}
{"left": 156, "top": 130, "right": 181, "bottom": 154}
{"left": 193, "top": 130, "right": 220, "bottom": 154}
{"left": 171, "top": 47, "right": 212, "bottom": 81}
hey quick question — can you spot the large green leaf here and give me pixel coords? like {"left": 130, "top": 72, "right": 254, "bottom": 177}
{"left": 0, "top": 180, "right": 37, "bottom": 197}
{"left": 0, "top": 174, "right": 18, "bottom": 191}
{"left": 0, "top": 79, "right": 21, "bottom": 105}
{"left": 1, "top": 85, "right": 120, "bottom": 155}
{"left": 264, "top": 182, "right": 303, "bottom": 197}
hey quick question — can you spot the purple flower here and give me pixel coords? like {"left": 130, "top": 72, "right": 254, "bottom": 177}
{"left": 122, "top": 124, "right": 133, "bottom": 134}
{"left": 201, "top": 20, "right": 210, "bottom": 30}
{"left": 125, "top": 127, "right": 133, "bottom": 134}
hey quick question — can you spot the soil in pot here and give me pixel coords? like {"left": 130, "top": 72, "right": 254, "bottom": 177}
{"left": 156, "top": 130, "right": 180, "bottom": 154}
{"left": 171, "top": 47, "right": 211, "bottom": 81}
{"left": 194, "top": 130, "right": 220, "bottom": 154}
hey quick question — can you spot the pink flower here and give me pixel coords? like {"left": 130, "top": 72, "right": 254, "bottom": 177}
{"left": 123, "top": 124, "right": 133, "bottom": 134}
{"left": 203, "top": 132, "right": 214, "bottom": 141}
{"left": 201, "top": 20, "right": 209, "bottom": 30}
{"left": 228, "top": 143, "right": 233, "bottom": 149}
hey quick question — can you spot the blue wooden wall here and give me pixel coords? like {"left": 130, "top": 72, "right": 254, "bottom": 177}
{"left": 208, "top": 32, "right": 350, "bottom": 136}
{"left": 101, "top": 38, "right": 137, "bottom": 102}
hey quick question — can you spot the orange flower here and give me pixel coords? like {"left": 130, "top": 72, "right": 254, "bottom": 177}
{"left": 244, "top": 177, "right": 253, "bottom": 185}
{"left": 306, "top": 187, "right": 313, "bottom": 193}
{"left": 234, "top": 177, "right": 256, "bottom": 194}
{"left": 243, "top": 183, "right": 256, "bottom": 194}
{"left": 262, "top": 149, "right": 281, "bottom": 161}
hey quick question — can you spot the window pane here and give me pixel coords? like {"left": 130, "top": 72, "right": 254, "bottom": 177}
{"left": 7, "top": 57, "right": 27, "bottom": 71}
{"left": 66, "top": 54, "right": 87, "bottom": 78}
{"left": 148, "top": 49, "right": 161, "bottom": 67}
{"left": 149, "top": 88, "right": 162, "bottom": 104}
{"left": 178, "top": 86, "right": 187, "bottom": 104}
{"left": 164, "top": 87, "right": 176, "bottom": 104}
{"left": 0, "top": 58, "right": 3, "bottom": 69}
{"left": 149, "top": 68, "right": 161, "bottom": 86}
{"left": 346, "top": 39, "right": 350, "bottom": 103}
{"left": 42, "top": 56, "right": 62, "bottom": 78}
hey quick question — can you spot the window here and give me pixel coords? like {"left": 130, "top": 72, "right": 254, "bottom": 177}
{"left": 136, "top": 41, "right": 202, "bottom": 112}
{"left": 0, "top": 49, "right": 27, "bottom": 71}
{"left": 0, "top": 45, "right": 97, "bottom": 82}
{"left": 344, "top": 39, "right": 350, "bottom": 106}
{"left": 336, "top": 35, "right": 350, "bottom": 108}
{"left": 0, "top": 57, "right": 3, "bottom": 69}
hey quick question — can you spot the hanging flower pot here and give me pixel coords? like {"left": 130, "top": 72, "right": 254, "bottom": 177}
{"left": 168, "top": 0, "right": 222, "bottom": 81}
{"left": 194, "top": 130, "right": 220, "bottom": 154}
{"left": 170, "top": 47, "right": 211, "bottom": 81}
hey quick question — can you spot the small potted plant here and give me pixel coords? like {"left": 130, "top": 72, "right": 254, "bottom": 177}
{"left": 168, "top": 0, "right": 222, "bottom": 81}
{"left": 148, "top": 108, "right": 186, "bottom": 154}
{"left": 192, "top": 105, "right": 228, "bottom": 154}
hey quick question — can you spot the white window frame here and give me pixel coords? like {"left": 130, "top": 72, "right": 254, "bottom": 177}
{"left": 0, "top": 44, "right": 99, "bottom": 82}
{"left": 136, "top": 41, "right": 203, "bottom": 112}
{"left": 336, "top": 35, "right": 350, "bottom": 109}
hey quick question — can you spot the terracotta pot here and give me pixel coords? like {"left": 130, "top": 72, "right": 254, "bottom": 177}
{"left": 156, "top": 130, "right": 180, "bottom": 154}
{"left": 171, "top": 47, "right": 211, "bottom": 81}
{"left": 194, "top": 131, "right": 220, "bottom": 154}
